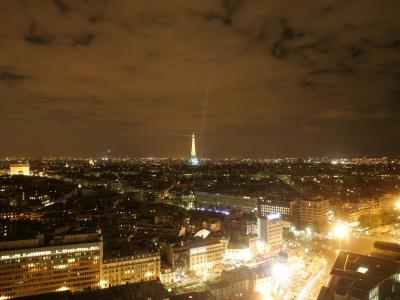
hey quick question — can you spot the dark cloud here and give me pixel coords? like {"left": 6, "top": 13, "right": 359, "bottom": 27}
{"left": 0, "top": 0, "right": 399, "bottom": 157}
{"left": 0, "top": 67, "right": 31, "bottom": 81}
{"left": 53, "top": 0, "right": 70, "bottom": 14}
{"left": 307, "top": 65, "right": 356, "bottom": 77}
{"left": 72, "top": 33, "right": 95, "bottom": 46}
{"left": 24, "top": 21, "right": 52, "bottom": 45}
{"left": 88, "top": 15, "right": 104, "bottom": 24}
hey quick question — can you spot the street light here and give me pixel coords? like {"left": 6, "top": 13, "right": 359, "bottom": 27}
{"left": 333, "top": 223, "right": 348, "bottom": 253}
{"left": 272, "top": 263, "right": 289, "bottom": 284}
{"left": 272, "top": 263, "right": 289, "bottom": 299}
{"left": 395, "top": 201, "right": 400, "bottom": 210}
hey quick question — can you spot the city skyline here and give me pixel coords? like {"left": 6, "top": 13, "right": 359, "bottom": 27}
{"left": 1, "top": 1, "right": 400, "bottom": 158}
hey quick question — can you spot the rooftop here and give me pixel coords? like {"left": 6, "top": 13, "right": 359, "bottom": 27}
{"left": 322, "top": 251, "right": 400, "bottom": 299}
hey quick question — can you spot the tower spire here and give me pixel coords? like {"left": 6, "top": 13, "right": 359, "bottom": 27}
{"left": 189, "top": 133, "right": 199, "bottom": 165}
{"left": 191, "top": 133, "right": 196, "bottom": 157}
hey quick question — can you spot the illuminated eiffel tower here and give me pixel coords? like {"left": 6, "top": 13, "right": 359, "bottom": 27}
{"left": 189, "top": 133, "right": 199, "bottom": 165}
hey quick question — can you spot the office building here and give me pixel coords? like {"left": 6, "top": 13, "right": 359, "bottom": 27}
{"left": 296, "top": 198, "right": 329, "bottom": 233}
{"left": 257, "top": 214, "right": 283, "bottom": 251}
{"left": 0, "top": 233, "right": 102, "bottom": 299}
{"left": 257, "top": 196, "right": 296, "bottom": 221}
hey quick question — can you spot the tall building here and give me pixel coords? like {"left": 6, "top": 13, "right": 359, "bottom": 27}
{"left": 257, "top": 214, "right": 283, "bottom": 251}
{"left": 189, "top": 133, "right": 199, "bottom": 166}
{"left": 9, "top": 163, "right": 30, "bottom": 176}
{"left": 0, "top": 233, "right": 102, "bottom": 299}
{"left": 295, "top": 198, "right": 329, "bottom": 233}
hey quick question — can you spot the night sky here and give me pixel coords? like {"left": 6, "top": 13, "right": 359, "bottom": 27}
{"left": 1, "top": 0, "right": 399, "bottom": 158}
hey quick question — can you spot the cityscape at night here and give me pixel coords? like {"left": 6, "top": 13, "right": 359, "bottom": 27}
{"left": 1, "top": 1, "right": 400, "bottom": 300}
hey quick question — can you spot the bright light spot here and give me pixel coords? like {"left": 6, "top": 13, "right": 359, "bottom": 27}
{"left": 333, "top": 223, "right": 348, "bottom": 239}
{"left": 356, "top": 266, "right": 368, "bottom": 274}
{"left": 256, "top": 282, "right": 273, "bottom": 300}
{"left": 396, "top": 201, "right": 400, "bottom": 209}
{"left": 272, "top": 263, "right": 289, "bottom": 284}
{"left": 57, "top": 286, "right": 68, "bottom": 292}
{"left": 54, "top": 264, "right": 66, "bottom": 270}
{"left": 99, "top": 280, "right": 108, "bottom": 289}
{"left": 305, "top": 227, "right": 312, "bottom": 237}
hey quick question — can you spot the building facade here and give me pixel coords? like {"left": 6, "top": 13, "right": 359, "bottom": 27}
{"left": 318, "top": 250, "right": 400, "bottom": 300}
{"left": 257, "top": 214, "right": 283, "bottom": 251}
{"left": 102, "top": 252, "right": 160, "bottom": 287}
{"left": 206, "top": 266, "right": 254, "bottom": 300}
{"left": 296, "top": 198, "right": 329, "bottom": 233}
{"left": 9, "top": 163, "right": 30, "bottom": 176}
{"left": 195, "top": 192, "right": 257, "bottom": 213}
{"left": 0, "top": 234, "right": 102, "bottom": 299}
{"left": 189, "top": 240, "right": 225, "bottom": 276}
{"left": 257, "top": 197, "right": 295, "bottom": 221}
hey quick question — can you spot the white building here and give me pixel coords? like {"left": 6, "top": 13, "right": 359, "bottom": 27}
{"left": 257, "top": 214, "right": 283, "bottom": 251}
{"left": 9, "top": 163, "right": 30, "bottom": 176}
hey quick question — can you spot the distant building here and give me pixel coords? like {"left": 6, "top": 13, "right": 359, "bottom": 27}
{"left": 163, "top": 238, "right": 225, "bottom": 277}
{"left": 189, "top": 239, "right": 224, "bottom": 276}
{"left": 88, "top": 158, "right": 95, "bottom": 167}
{"left": 257, "top": 214, "right": 283, "bottom": 251}
{"left": 333, "top": 195, "right": 397, "bottom": 223}
{"left": 225, "top": 234, "right": 259, "bottom": 262}
{"left": 318, "top": 250, "right": 400, "bottom": 300}
{"left": 257, "top": 196, "right": 296, "bottom": 221}
{"left": 0, "top": 232, "right": 102, "bottom": 299}
{"left": 171, "top": 291, "right": 212, "bottom": 300}
{"left": 160, "top": 266, "right": 175, "bottom": 286}
{"left": 189, "top": 133, "right": 199, "bottom": 166}
{"left": 195, "top": 192, "right": 257, "bottom": 213}
{"left": 106, "top": 149, "right": 112, "bottom": 161}
{"left": 252, "top": 263, "right": 273, "bottom": 297}
{"left": 295, "top": 198, "right": 329, "bottom": 233}
{"left": 206, "top": 266, "right": 254, "bottom": 300}
{"left": 9, "top": 163, "right": 30, "bottom": 176}
{"left": 334, "top": 200, "right": 381, "bottom": 223}
{"left": 102, "top": 251, "right": 160, "bottom": 287}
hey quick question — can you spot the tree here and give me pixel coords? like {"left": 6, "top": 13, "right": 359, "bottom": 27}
{"left": 358, "top": 214, "right": 382, "bottom": 228}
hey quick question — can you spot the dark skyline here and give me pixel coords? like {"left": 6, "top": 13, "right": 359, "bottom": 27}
{"left": 0, "top": 0, "right": 399, "bottom": 158}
